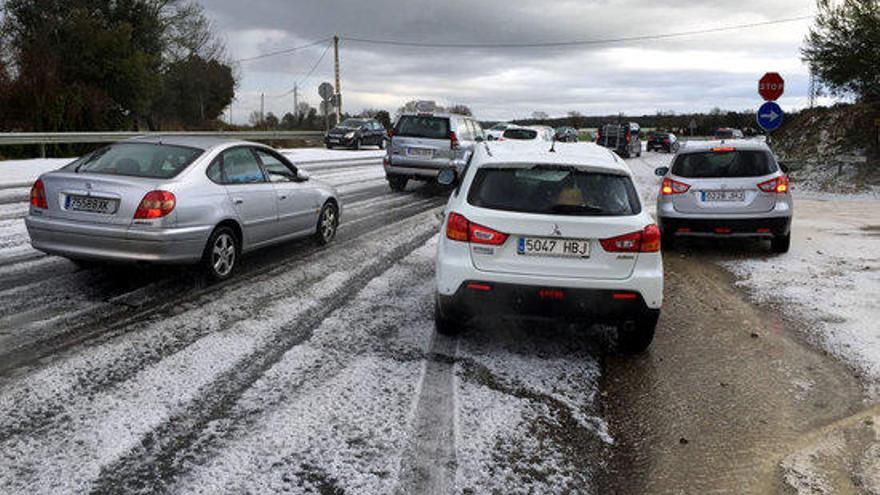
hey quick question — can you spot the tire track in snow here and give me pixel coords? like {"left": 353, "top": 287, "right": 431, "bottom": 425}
{"left": 83, "top": 216, "right": 440, "bottom": 494}
{"left": 0, "top": 188, "right": 444, "bottom": 375}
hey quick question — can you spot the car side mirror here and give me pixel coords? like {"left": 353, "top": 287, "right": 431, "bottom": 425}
{"left": 296, "top": 169, "right": 310, "bottom": 181}
{"left": 654, "top": 166, "right": 669, "bottom": 176}
{"left": 437, "top": 168, "right": 456, "bottom": 186}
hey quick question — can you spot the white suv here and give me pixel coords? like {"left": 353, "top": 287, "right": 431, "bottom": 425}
{"left": 434, "top": 142, "right": 663, "bottom": 352}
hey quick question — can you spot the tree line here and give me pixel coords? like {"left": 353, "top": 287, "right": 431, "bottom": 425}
{"left": 0, "top": 0, "right": 235, "bottom": 133}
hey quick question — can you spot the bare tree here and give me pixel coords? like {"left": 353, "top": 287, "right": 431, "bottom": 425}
{"left": 532, "top": 111, "right": 549, "bottom": 120}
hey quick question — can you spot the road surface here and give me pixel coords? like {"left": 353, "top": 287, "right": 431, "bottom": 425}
{"left": 0, "top": 148, "right": 877, "bottom": 494}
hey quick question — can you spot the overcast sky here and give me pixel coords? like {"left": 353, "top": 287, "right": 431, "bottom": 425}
{"left": 208, "top": 0, "right": 823, "bottom": 123}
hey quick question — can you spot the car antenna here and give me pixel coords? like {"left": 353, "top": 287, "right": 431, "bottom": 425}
{"left": 549, "top": 136, "right": 557, "bottom": 153}
{"left": 483, "top": 141, "right": 493, "bottom": 157}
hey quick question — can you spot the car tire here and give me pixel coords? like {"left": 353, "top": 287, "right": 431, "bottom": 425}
{"left": 617, "top": 313, "right": 658, "bottom": 354}
{"left": 325, "top": 144, "right": 334, "bottom": 149}
{"left": 388, "top": 175, "right": 408, "bottom": 192}
{"left": 434, "top": 299, "right": 462, "bottom": 336}
{"left": 771, "top": 233, "right": 791, "bottom": 253}
{"left": 314, "top": 201, "right": 339, "bottom": 246}
{"left": 202, "top": 226, "right": 239, "bottom": 282}
{"left": 378, "top": 138, "right": 385, "bottom": 150}
{"left": 353, "top": 138, "right": 361, "bottom": 151}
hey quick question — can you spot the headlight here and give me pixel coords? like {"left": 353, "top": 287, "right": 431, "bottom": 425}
{"left": 345, "top": 132, "right": 355, "bottom": 139}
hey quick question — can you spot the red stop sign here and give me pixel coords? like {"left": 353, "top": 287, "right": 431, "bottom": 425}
{"left": 759, "top": 72, "right": 785, "bottom": 101}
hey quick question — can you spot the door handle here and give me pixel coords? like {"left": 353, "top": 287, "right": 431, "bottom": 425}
{"left": 233, "top": 198, "right": 244, "bottom": 205}
{"left": 279, "top": 195, "right": 287, "bottom": 200}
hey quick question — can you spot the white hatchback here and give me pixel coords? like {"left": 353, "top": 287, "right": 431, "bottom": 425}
{"left": 435, "top": 142, "right": 663, "bottom": 352}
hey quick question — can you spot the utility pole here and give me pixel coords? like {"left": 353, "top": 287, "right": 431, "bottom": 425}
{"left": 260, "top": 93, "right": 265, "bottom": 128}
{"left": 293, "top": 83, "right": 299, "bottom": 122}
{"left": 808, "top": 71, "right": 817, "bottom": 108}
{"left": 333, "top": 35, "right": 342, "bottom": 125}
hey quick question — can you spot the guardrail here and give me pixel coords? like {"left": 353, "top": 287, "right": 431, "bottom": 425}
{"left": 0, "top": 131, "right": 326, "bottom": 157}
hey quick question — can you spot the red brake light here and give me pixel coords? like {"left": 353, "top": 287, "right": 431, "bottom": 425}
{"left": 600, "top": 224, "right": 660, "bottom": 253}
{"left": 134, "top": 190, "right": 176, "bottom": 219}
{"left": 450, "top": 131, "right": 459, "bottom": 150}
{"left": 758, "top": 175, "right": 789, "bottom": 193}
{"left": 661, "top": 178, "right": 690, "bottom": 195}
{"left": 388, "top": 128, "right": 395, "bottom": 138}
{"left": 445, "top": 212, "right": 508, "bottom": 246}
{"left": 30, "top": 179, "right": 47, "bottom": 209}
{"left": 446, "top": 212, "right": 469, "bottom": 242}
{"left": 711, "top": 147, "right": 736, "bottom": 153}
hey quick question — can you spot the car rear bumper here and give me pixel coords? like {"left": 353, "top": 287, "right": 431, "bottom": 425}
{"left": 384, "top": 160, "right": 444, "bottom": 179}
{"left": 437, "top": 281, "right": 660, "bottom": 324}
{"left": 25, "top": 215, "right": 211, "bottom": 263}
{"left": 658, "top": 215, "right": 791, "bottom": 238}
{"left": 325, "top": 136, "right": 356, "bottom": 147}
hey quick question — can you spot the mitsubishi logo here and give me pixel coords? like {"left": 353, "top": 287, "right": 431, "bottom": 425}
{"left": 551, "top": 223, "right": 562, "bottom": 237}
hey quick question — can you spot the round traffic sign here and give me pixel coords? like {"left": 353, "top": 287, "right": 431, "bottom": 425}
{"left": 318, "top": 82, "right": 334, "bottom": 101}
{"left": 759, "top": 73, "right": 784, "bottom": 101}
{"left": 757, "top": 101, "right": 784, "bottom": 132}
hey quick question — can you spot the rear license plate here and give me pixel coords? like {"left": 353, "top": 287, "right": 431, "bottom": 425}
{"left": 702, "top": 190, "right": 744, "bottom": 202}
{"left": 518, "top": 237, "right": 590, "bottom": 258}
{"left": 65, "top": 195, "right": 117, "bottom": 214}
{"left": 407, "top": 147, "right": 433, "bottom": 158}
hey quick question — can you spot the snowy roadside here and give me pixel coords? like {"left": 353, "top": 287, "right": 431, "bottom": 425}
{"left": 720, "top": 197, "right": 880, "bottom": 395}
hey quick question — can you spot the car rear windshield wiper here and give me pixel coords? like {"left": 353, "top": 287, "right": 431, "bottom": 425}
{"left": 550, "top": 204, "right": 606, "bottom": 215}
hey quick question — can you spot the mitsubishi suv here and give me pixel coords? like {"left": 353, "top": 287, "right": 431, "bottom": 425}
{"left": 654, "top": 140, "right": 793, "bottom": 252}
{"left": 384, "top": 111, "right": 484, "bottom": 191}
{"left": 434, "top": 142, "right": 663, "bottom": 353}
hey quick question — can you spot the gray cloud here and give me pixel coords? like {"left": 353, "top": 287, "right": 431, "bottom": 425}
{"left": 207, "top": 0, "right": 817, "bottom": 122}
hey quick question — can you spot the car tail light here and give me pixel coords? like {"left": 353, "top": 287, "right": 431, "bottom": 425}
{"left": 30, "top": 179, "right": 47, "bottom": 209}
{"left": 624, "top": 131, "right": 631, "bottom": 143}
{"left": 711, "top": 147, "right": 736, "bottom": 153}
{"left": 663, "top": 138, "right": 670, "bottom": 144}
{"left": 134, "top": 190, "right": 176, "bottom": 219}
{"left": 758, "top": 175, "right": 789, "bottom": 193}
{"left": 383, "top": 156, "right": 390, "bottom": 167}
{"left": 661, "top": 178, "right": 690, "bottom": 195}
{"left": 714, "top": 227, "right": 732, "bottom": 234}
{"left": 613, "top": 292, "right": 638, "bottom": 300}
{"left": 450, "top": 131, "right": 459, "bottom": 150}
{"left": 445, "top": 212, "right": 508, "bottom": 245}
{"left": 388, "top": 128, "right": 395, "bottom": 138}
{"left": 600, "top": 224, "right": 661, "bottom": 253}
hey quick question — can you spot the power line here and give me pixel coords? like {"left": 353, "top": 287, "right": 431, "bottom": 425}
{"left": 234, "top": 38, "right": 331, "bottom": 63}
{"left": 271, "top": 40, "right": 332, "bottom": 99}
{"left": 342, "top": 15, "right": 814, "bottom": 49}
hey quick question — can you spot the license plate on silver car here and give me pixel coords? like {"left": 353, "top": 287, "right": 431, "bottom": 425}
{"left": 518, "top": 237, "right": 590, "bottom": 258}
{"left": 702, "top": 190, "right": 744, "bottom": 202}
{"left": 65, "top": 195, "right": 117, "bottom": 214}
{"left": 407, "top": 147, "right": 433, "bottom": 158}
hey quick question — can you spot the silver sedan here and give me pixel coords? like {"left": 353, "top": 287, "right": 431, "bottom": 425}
{"left": 25, "top": 136, "right": 341, "bottom": 280}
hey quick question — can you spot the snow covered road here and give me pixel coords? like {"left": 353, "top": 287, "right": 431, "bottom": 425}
{"left": 0, "top": 149, "right": 609, "bottom": 494}
{"left": 1, "top": 146, "right": 878, "bottom": 494}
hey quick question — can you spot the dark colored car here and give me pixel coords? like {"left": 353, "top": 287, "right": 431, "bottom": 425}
{"left": 646, "top": 132, "right": 680, "bottom": 153}
{"left": 325, "top": 118, "right": 387, "bottom": 150}
{"left": 597, "top": 122, "right": 641, "bottom": 158}
{"left": 555, "top": 126, "right": 579, "bottom": 142}
{"left": 713, "top": 128, "right": 744, "bottom": 140}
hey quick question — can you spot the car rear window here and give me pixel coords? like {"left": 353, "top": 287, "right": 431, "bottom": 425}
{"left": 502, "top": 128, "right": 538, "bottom": 140}
{"left": 467, "top": 166, "right": 640, "bottom": 216}
{"left": 394, "top": 116, "right": 450, "bottom": 139}
{"left": 65, "top": 143, "right": 203, "bottom": 179}
{"left": 671, "top": 150, "right": 776, "bottom": 178}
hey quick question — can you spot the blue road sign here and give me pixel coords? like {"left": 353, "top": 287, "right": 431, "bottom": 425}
{"left": 757, "top": 101, "right": 784, "bottom": 132}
